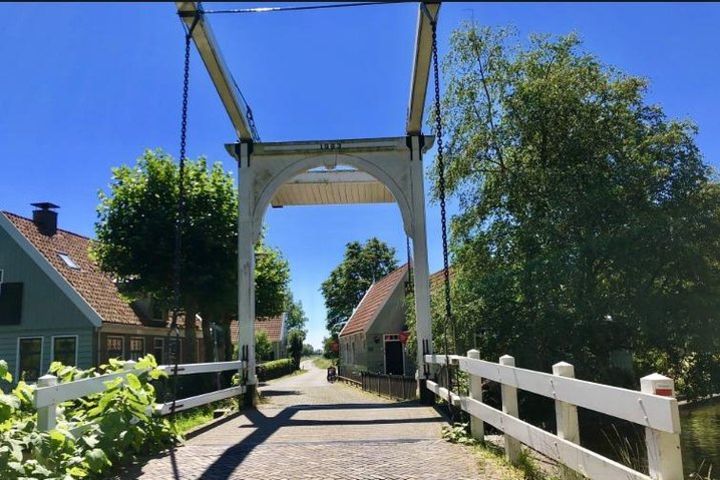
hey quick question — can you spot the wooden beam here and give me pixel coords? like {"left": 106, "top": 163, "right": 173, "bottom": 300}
{"left": 176, "top": 2, "right": 259, "bottom": 141}
{"left": 406, "top": 2, "right": 441, "bottom": 135}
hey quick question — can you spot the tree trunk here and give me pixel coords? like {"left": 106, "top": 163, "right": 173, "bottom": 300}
{"left": 183, "top": 304, "right": 198, "bottom": 363}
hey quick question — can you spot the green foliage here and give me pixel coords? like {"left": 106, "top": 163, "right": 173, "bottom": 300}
{"left": 321, "top": 238, "right": 398, "bottom": 333}
{"left": 94, "top": 149, "right": 291, "bottom": 362}
{"left": 285, "top": 293, "right": 309, "bottom": 334}
{"left": 301, "top": 344, "right": 315, "bottom": 357}
{"left": 435, "top": 24, "right": 720, "bottom": 396}
{"left": 441, "top": 422, "right": 478, "bottom": 446}
{"left": 255, "top": 238, "right": 291, "bottom": 318}
{"left": 322, "top": 334, "right": 339, "bottom": 360}
{"left": 0, "top": 355, "right": 175, "bottom": 479}
{"left": 255, "top": 331, "right": 273, "bottom": 362}
{"left": 287, "top": 329, "right": 305, "bottom": 370}
{"left": 256, "top": 359, "right": 294, "bottom": 382}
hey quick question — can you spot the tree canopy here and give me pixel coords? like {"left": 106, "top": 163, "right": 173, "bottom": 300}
{"left": 434, "top": 25, "right": 720, "bottom": 397}
{"left": 285, "top": 293, "right": 309, "bottom": 334}
{"left": 321, "top": 238, "right": 398, "bottom": 333}
{"left": 95, "top": 149, "right": 291, "bottom": 361}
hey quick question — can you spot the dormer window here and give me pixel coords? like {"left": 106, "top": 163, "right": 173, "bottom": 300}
{"left": 58, "top": 253, "right": 80, "bottom": 270}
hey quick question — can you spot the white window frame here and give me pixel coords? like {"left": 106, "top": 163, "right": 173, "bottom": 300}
{"left": 153, "top": 337, "right": 164, "bottom": 364}
{"left": 106, "top": 335, "right": 125, "bottom": 360}
{"left": 50, "top": 334, "right": 79, "bottom": 367}
{"left": 16, "top": 336, "right": 44, "bottom": 382}
{"left": 129, "top": 337, "right": 145, "bottom": 361}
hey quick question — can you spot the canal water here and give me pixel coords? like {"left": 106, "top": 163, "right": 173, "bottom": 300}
{"left": 680, "top": 400, "right": 720, "bottom": 477}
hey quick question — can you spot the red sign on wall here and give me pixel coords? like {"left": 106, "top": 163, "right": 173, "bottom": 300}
{"left": 330, "top": 341, "right": 339, "bottom": 353}
{"left": 398, "top": 331, "right": 410, "bottom": 344}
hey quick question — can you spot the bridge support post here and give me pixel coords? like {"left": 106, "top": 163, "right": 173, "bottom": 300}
{"left": 499, "top": 354, "right": 521, "bottom": 465}
{"left": 236, "top": 141, "right": 257, "bottom": 407}
{"left": 641, "top": 374, "right": 683, "bottom": 480}
{"left": 408, "top": 135, "right": 434, "bottom": 404}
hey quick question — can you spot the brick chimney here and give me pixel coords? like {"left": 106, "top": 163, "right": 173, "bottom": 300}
{"left": 31, "top": 202, "right": 59, "bottom": 236}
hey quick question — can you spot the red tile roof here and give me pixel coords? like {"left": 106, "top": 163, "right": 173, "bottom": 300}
{"left": 339, "top": 264, "right": 408, "bottom": 337}
{"left": 229, "top": 315, "right": 285, "bottom": 343}
{"left": 2, "top": 212, "right": 144, "bottom": 326}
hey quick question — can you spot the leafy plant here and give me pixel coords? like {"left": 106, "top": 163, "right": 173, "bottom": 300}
{"left": 0, "top": 355, "right": 177, "bottom": 479}
{"left": 442, "top": 422, "right": 479, "bottom": 446}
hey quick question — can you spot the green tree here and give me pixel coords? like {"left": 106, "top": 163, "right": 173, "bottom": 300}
{"left": 436, "top": 25, "right": 720, "bottom": 396}
{"left": 285, "top": 293, "right": 309, "bottom": 334}
{"left": 321, "top": 238, "right": 397, "bottom": 333}
{"left": 323, "top": 334, "right": 339, "bottom": 360}
{"left": 287, "top": 329, "right": 304, "bottom": 370}
{"left": 255, "top": 330, "right": 273, "bottom": 362}
{"left": 95, "top": 149, "right": 290, "bottom": 363}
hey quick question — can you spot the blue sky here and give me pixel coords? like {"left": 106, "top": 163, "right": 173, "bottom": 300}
{"left": 1, "top": 3, "right": 718, "bottom": 349}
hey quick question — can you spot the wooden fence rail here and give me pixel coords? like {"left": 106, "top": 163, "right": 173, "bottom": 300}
{"left": 34, "top": 359, "right": 247, "bottom": 431}
{"left": 425, "top": 352, "right": 683, "bottom": 480}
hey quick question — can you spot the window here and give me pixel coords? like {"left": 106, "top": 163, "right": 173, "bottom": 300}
{"left": 58, "top": 253, "right": 80, "bottom": 270}
{"left": 129, "top": 337, "right": 145, "bottom": 361}
{"left": 17, "top": 337, "right": 42, "bottom": 382}
{"left": 153, "top": 338, "right": 164, "bottom": 364}
{"left": 0, "top": 282, "right": 23, "bottom": 325}
{"left": 106, "top": 336, "right": 124, "bottom": 360}
{"left": 52, "top": 336, "right": 77, "bottom": 366}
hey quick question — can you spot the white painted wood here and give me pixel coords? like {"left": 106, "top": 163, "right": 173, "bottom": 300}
{"left": 461, "top": 396, "right": 652, "bottom": 480}
{"left": 499, "top": 355, "right": 521, "bottom": 464}
{"left": 36, "top": 374, "right": 58, "bottom": 431}
{"left": 176, "top": 2, "right": 258, "bottom": 141}
{"left": 237, "top": 140, "right": 257, "bottom": 387}
{"left": 409, "top": 134, "right": 433, "bottom": 381}
{"left": 156, "top": 385, "right": 245, "bottom": 416}
{"left": 641, "top": 374, "right": 683, "bottom": 480}
{"left": 453, "top": 356, "right": 679, "bottom": 433}
{"left": 467, "top": 349, "right": 484, "bottom": 440}
{"left": 425, "top": 380, "right": 461, "bottom": 407}
{"left": 158, "top": 360, "right": 245, "bottom": 376}
{"left": 406, "top": 2, "right": 441, "bottom": 135}
{"left": 34, "top": 369, "right": 147, "bottom": 408}
{"left": 553, "top": 362, "right": 581, "bottom": 480}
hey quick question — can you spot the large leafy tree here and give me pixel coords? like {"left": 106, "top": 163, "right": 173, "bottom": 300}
{"left": 436, "top": 25, "right": 720, "bottom": 396}
{"left": 285, "top": 293, "right": 309, "bottom": 334}
{"left": 95, "top": 149, "right": 290, "bottom": 362}
{"left": 321, "top": 238, "right": 398, "bottom": 333}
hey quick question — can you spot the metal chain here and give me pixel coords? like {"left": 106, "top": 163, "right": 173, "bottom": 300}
{"left": 430, "top": 15, "right": 459, "bottom": 423}
{"left": 168, "top": 5, "right": 200, "bottom": 423}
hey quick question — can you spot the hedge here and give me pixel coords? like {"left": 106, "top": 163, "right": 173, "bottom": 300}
{"left": 257, "top": 358, "right": 295, "bottom": 382}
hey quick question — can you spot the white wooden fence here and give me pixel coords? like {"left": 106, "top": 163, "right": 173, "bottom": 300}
{"left": 34, "top": 359, "right": 247, "bottom": 431}
{"left": 425, "top": 352, "right": 683, "bottom": 480}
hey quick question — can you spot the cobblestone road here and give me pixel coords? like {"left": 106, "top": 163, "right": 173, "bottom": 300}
{"left": 117, "top": 361, "right": 486, "bottom": 479}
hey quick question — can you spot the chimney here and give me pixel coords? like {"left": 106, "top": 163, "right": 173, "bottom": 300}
{"left": 31, "top": 202, "right": 59, "bottom": 236}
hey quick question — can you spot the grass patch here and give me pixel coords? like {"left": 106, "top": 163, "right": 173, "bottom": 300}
{"left": 311, "top": 356, "right": 334, "bottom": 369}
{"left": 172, "top": 399, "right": 237, "bottom": 434}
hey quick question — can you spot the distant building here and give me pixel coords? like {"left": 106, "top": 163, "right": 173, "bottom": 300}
{"left": 338, "top": 265, "right": 413, "bottom": 375}
{"left": 229, "top": 315, "right": 287, "bottom": 361}
{"left": 0, "top": 204, "right": 208, "bottom": 383}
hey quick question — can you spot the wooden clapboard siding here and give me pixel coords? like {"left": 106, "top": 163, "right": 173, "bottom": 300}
{"left": 0, "top": 224, "right": 95, "bottom": 384}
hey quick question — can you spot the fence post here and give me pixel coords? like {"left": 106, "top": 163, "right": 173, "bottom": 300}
{"left": 37, "top": 374, "right": 58, "bottom": 431}
{"left": 467, "top": 349, "right": 484, "bottom": 441}
{"left": 499, "top": 354, "right": 521, "bottom": 465}
{"left": 640, "top": 373, "right": 683, "bottom": 480}
{"left": 553, "top": 362, "right": 581, "bottom": 479}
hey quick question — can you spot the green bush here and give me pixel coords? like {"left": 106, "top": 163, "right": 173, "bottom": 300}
{"left": 256, "top": 359, "right": 294, "bottom": 382}
{"left": 0, "top": 355, "right": 176, "bottom": 479}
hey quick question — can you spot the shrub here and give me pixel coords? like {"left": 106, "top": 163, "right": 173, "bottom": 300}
{"left": 256, "top": 359, "right": 294, "bottom": 382}
{"left": 0, "top": 355, "right": 176, "bottom": 479}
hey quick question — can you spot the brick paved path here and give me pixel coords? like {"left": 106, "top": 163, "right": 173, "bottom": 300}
{"left": 118, "top": 361, "right": 484, "bottom": 479}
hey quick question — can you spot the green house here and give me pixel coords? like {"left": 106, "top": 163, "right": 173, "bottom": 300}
{"left": 0, "top": 204, "right": 203, "bottom": 385}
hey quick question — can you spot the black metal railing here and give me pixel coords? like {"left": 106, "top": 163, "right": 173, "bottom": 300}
{"left": 361, "top": 371, "right": 417, "bottom": 401}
